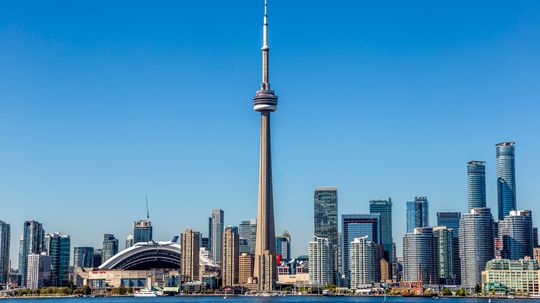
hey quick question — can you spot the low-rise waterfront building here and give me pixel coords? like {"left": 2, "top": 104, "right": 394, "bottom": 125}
{"left": 482, "top": 258, "right": 539, "bottom": 295}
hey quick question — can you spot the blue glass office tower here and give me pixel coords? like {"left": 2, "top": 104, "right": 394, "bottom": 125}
{"left": 133, "top": 220, "right": 152, "bottom": 244}
{"left": 467, "top": 161, "right": 486, "bottom": 210}
{"left": 0, "top": 221, "right": 10, "bottom": 285}
{"left": 406, "top": 196, "right": 429, "bottom": 233}
{"left": 496, "top": 142, "right": 516, "bottom": 220}
{"left": 436, "top": 211, "right": 462, "bottom": 284}
{"left": 341, "top": 214, "right": 380, "bottom": 277}
{"left": 276, "top": 231, "right": 291, "bottom": 262}
{"left": 437, "top": 212, "right": 461, "bottom": 237}
{"left": 369, "top": 198, "right": 393, "bottom": 276}
{"left": 74, "top": 247, "right": 94, "bottom": 268}
{"left": 45, "top": 233, "right": 70, "bottom": 287}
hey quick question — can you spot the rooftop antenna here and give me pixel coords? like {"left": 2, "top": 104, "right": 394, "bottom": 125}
{"left": 145, "top": 195, "right": 150, "bottom": 220}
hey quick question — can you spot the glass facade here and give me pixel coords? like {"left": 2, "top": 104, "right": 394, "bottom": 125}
{"left": 133, "top": 220, "right": 153, "bottom": 244}
{"left": 210, "top": 209, "right": 224, "bottom": 265}
{"left": 45, "top": 233, "right": 71, "bottom": 287}
{"left": 369, "top": 198, "right": 393, "bottom": 263}
{"left": 239, "top": 218, "right": 256, "bottom": 254}
{"left": 19, "top": 220, "right": 44, "bottom": 287}
{"left": 314, "top": 187, "right": 338, "bottom": 279}
{"left": 436, "top": 211, "right": 462, "bottom": 285}
{"left": 496, "top": 142, "right": 516, "bottom": 220}
{"left": 341, "top": 214, "right": 380, "bottom": 277}
{"left": 433, "top": 226, "right": 455, "bottom": 284}
{"left": 0, "top": 221, "right": 10, "bottom": 285}
{"left": 499, "top": 210, "right": 534, "bottom": 260}
{"left": 102, "top": 234, "right": 119, "bottom": 263}
{"left": 406, "top": 196, "right": 429, "bottom": 233}
{"left": 467, "top": 161, "right": 487, "bottom": 210}
{"left": 74, "top": 246, "right": 94, "bottom": 268}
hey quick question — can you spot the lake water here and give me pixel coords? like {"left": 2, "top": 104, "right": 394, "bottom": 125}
{"left": 0, "top": 297, "right": 537, "bottom": 303}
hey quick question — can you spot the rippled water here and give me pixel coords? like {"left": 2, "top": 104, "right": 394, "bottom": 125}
{"left": 0, "top": 296, "right": 536, "bottom": 303}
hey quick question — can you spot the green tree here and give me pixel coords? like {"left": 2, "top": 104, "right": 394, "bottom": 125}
{"left": 456, "top": 288, "right": 467, "bottom": 296}
{"left": 441, "top": 288, "right": 452, "bottom": 296}
{"left": 475, "top": 284, "right": 482, "bottom": 294}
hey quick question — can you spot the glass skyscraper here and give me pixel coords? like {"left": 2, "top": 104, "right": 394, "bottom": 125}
{"left": 467, "top": 161, "right": 487, "bottom": 210}
{"left": 133, "top": 220, "right": 152, "bottom": 244}
{"left": 45, "top": 233, "right": 70, "bottom": 287}
{"left": 210, "top": 209, "right": 224, "bottom": 265}
{"left": 0, "top": 220, "right": 10, "bottom": 285}
{"left": 102, "top": 234, "right": 119, "bottom": 263}
{"left": 239, "top": 219, "right": 257, "bottom": 254}
{"left": 406, "top": 196, "right": 429, "bottom": 233}
{"left": 499, "top": 210, "right": 534, "bottom": 260}
{"left": 433, "top": 226, "right": 455, "bottom": 285}
{"left": 369, "top": 198, "right": 393, "bottom": 263}
{"left": 314, "top": 187, "right": 338, "bottom": 278}
{"left": 19, "top": 220, "right": 44, "bottom": 287}
{"left": 436, "top": 211, "right": 461, "bottom": 285}
{"left": 341, "top": 214, "right": 380, "bottom": 278}
{"left": 74, "top": 246, "right": 94, "bottom": 268}
{"left": 496, "top": 142, "right": 516, "bottom": 220}
{"left": 459, "top": 207, "right": 495, "bottom": 289}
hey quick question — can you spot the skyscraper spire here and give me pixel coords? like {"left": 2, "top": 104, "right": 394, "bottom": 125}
{"left": 261, "top": 0, "right": 270, "bottom": 90}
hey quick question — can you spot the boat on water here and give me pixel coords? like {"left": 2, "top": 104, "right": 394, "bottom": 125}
{"left": 134, "top": 289, "right": 159, "bottom": 297}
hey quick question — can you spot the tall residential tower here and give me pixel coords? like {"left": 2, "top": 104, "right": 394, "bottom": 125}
{"left": 467, "top": 161, "right": 487, "bottom": 210}
{"left": 496, "top": 142, "right": 516, "bottom": 220}
{"left": 253, "top": 0, "right": 278, "bottom": 290}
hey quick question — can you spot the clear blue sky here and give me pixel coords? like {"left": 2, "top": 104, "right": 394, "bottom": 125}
{"left": 1, "top": 1, "right": 539, "bottom": 265}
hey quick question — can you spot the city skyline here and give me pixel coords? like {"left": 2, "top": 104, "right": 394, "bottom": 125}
{"left": 1, "top": 0, "right": 540, "bottom": 266}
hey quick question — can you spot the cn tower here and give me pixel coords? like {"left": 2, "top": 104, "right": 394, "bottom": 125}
{"left": 253, "top": 0, "right": 278, "bottom": 291}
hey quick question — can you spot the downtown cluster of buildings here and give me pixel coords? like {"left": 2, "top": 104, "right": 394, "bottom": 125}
{"left": 307, "top": 142, "right": 540, "bottom": 295}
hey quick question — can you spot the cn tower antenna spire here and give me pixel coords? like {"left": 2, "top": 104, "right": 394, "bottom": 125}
{"left": 261, "top": 0, "right": 270, "bottom": 90}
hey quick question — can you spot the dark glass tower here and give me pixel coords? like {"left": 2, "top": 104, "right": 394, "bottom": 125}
{"left": 45, "top": 232, "right": 71, "bottom": 287}
{"left": 314, "top": 187, "right": 338, "bottom": 280}
{"left": 369, "top": 199, "right": 393, "bottom": 265}
{"left": 496, "top": 142, "right": 516, "bottom": 220}
{"left": 467, "top": 161, "right": 486, "bottom": 210}
{"left": 0, "top": 221, "right": 10, "bottom": 285}
{"left": 341, "top": 214, "right": 380, "bottom": 281}
{"left": 406, "top": 196, "right": 429, "bottom": 233}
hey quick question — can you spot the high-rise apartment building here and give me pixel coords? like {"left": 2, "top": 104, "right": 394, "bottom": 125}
{"left": 26, "top": 253, "right": 51, "bottom": 290}
{"left": 496, "top": 142, "right": 516, "bottom": 220}
{"left": 45, "top": 233, "right": 70, "bottom": 287}
{"left": 314, "top": 187, "right": 338, "bottom": 279}
{"left": 459, "top": 208, "right": 495, "bottom": 289}
{"left": 239, "top": 219, "right": 257, "bottom": 254}
{"left": 239, "top": 253, "right": 254, "bottom": 284}
{"left": 341, "top": 214, "right": 380, "bottom": 277}
{"left": 222, "top": 226, "right": 240, "bottom": 287}
{"left": 406, "top": 196, "right": 429, "bottom": 233}
{"left": 308, "top": 237, "right": 333, "bottom": 286}
{"left": 210, "top": 209, "right": 224, "bottom": 265}
{"left": 181, "top": 229, "right": 200, "bottom": 282}
{"left": 0, "top": 221, "right": 10, "bottom": 285}
{"left": 276, "top": 231, "right": 291, "bottom": 262}
{"left": 102, "top": 234, "right": 119, "bottom": 263}
{"left": 499, "top": 210, "right": 534, "bottom": 260}
{"left": 533, "top": 227, "right": 538, "bottom": 248}
{"left": 19, "top": 220, "right": 44, "bottom": 287}
{"left": 133, "top": 220, "right": 152, "bottom": 244}
{"left": 73, "top": 247, "right": 94, "bottom": 268}
{"left": 436, "top": 211, "right": 461, "bottom": 284}
{"left": 369, "top": 199, "right": 393, "bottom": 266}
{"left": 350, "top": 236, "right": 377, "bottom": 288}
{"left": 467, "top": 161, "right": 487, "bottom": 210}
{"left": 403, "top": 227, "right": 437, "bottom": 284}
{"left": 433, "top": 226, "right": 455, "bottom": 284}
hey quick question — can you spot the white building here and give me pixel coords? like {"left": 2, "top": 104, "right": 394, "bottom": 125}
{"left": 350, "top": 236, "right": 376, "bottom": 289}
{"left": 26, "top": 253, "right": 51, "bottom": 290}
{"left": 308, "top": 237, "right": 333, "bottom": 286}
